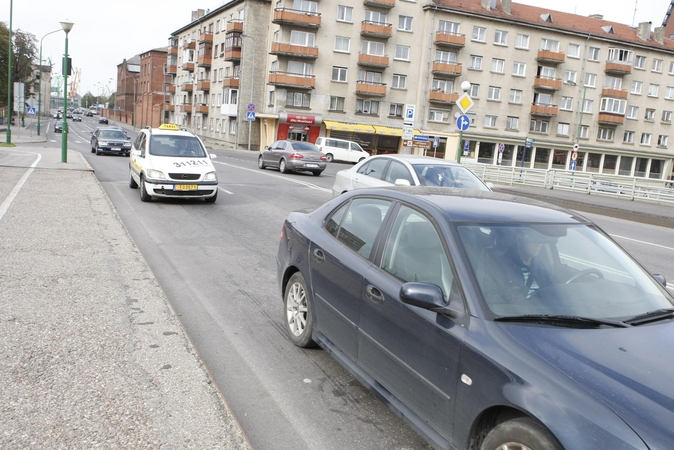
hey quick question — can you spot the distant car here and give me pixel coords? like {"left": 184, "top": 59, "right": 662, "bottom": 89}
{"left": 315, "top": 137, "right": 370, "bottom": 163}
{"left": 257, "top": 140, "right": 327, "bottom": 176}
{"left": 98, "top": 117, "right": 109, "bottom": 124}
{"left": 66, "top": 112, "right": 73, "bottom": 119}
{"left": 72, "top": 115, "right": 82, "bottom": 122}
{"left": 86, "top": 111, "right": 94, "bottom": 117}
{"left": 590, "top": 180, "right": 626, "bottom": 195}
{"left": 53, "top": 122, "right": 62, "bottom": 133}
{"left": 90, "top": 127, "right": 132, "bottom": 156}
{"left": 277, "top": 186, "right": 674, "bottom": 450}
{"left": 331, "top": 154, "right": 491, "bottom": 197}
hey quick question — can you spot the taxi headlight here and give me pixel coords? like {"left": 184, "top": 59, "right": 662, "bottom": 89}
{"left": 145, "top": 169, "right": 166, "bottom": 180}
{"left": 204, "top": 171, "right": 218, "bottom": 181}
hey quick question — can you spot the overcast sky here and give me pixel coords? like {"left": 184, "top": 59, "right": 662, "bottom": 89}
{"left": 6, "top": 0, "right": 669, "bottom": 99}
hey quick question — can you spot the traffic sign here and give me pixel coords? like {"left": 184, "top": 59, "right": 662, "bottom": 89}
{"left": 27, "top": 107, "right": 36, "bottom": 116}
{"left": 456, "top": 114, "right": 470, "bottom": 131}
{"left": 524, "top": 137, "right": 535, "bottom": 149}
{"left": 404, "top": 104, "right": 415, "bottom": 122}
{"left": 402, "top": 126, "right": 414, "bottom": 140}
{"left": 246, "top": 111, "right": 256, "bottom": 121}
{"left": 247, "top": 103, "right": 256, "bottom": 111}
{"left": 433, "top": 136, "right": 439, "bottom": 148}
{"left": 498, "top": 143, "right": 505, "bottom": 153}
{"left": 570, "top": 160, "right": 577, "bottom": 171}
{"left": 456, "top": 93, "right": 474, "bottom": 114}
{"left": 413, "top": 134, "right": 429, "bottom": 142}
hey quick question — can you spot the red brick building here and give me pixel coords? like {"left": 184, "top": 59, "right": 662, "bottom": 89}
{"left": 116, "top": 48, "right": 168, "bottom": 128}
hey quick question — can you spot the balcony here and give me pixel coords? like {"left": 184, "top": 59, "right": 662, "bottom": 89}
{"left": 183, "top": 40, "right": 196, "bottom": 50}
{"left": 432, "top": 61, "right": 462, "bottom": 77}
{"left": 270, "top": 42, "right": 319, "bottom": 59}
{"left": 166, "top": 85, "right": 176, "bottom": 93}
{"left": 226, "top": 19, "right": 244, "bottom": 33}
{"left": 533, "top": 76, "right": 562, "bottom": 90}
{"left": 224, "top": 47, "right": 242, "bottom": 61}
{"left": 363, "top": 0, "right": 395, "bottom": 8}
{"left": 434, "top": 31, "right": 465, "bottom": 48}
{"left": 195, "top": 104, "right": 209, "bottom": 114}
{"left": 358, "top": 53, "right": 389, "bottom": 68}
{"left": 536, "top": 49, "right": 565, "bottom": 64}
{"left": 429, "top": 91, "right": 459, "bottom": 104}
{"left": 182, "top": 104, "right": 193, "bottom": 113}
{"left": 199, "top": 33, "right": 213, "bottom": 43}
{"left": 598, "top": 113, "right": 625, "bottom": 125}
{"left": 166, "top": 104, "right": 175, "bottom": 112}
{"left": 361, "top": 21, "right": 392, "bottom": 38}
{"left": 182, "top": 83, "right": 193, "bottom": 92}
{"left": 198, "top": 55, "right": 212, "bottom": 67}
{"left": 268, "top": 71, "right": 315, "bottom": 89}
{"left": 356, "top": 81, "right": 387, "bottom": 97}
{"left": 166, "top": 65, "right": 177, "bottom": 74}
{"left": 530, "top": 103, "right": 559, "bottom": 116}
{"left": 197, "top": 80, "right": 211, "bottom": 91}
{"left": 183, "top": 62, "right": 195, "bottom": 72}
{"left": 605, "top": 61, "right": 632, "bottom": 75}
{"left": 222, "top": 77, "right": 240, "bottom": 88}
{"left": 168, "top": 46, "right": 178, "bottom": 56}
{"left": 272, "top": 8, "right": 321, "bottom": 28}
{"left": 601, "top": 87, "right": 628, "bottom": 99}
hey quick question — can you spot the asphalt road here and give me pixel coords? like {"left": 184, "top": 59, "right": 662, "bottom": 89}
{"left": 41, "top": 115, "right": 674, "bottom": 449}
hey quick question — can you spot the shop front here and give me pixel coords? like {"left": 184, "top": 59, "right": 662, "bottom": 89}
{"left": 276, "top": 112, "right": 322, "bottom": 143}
{"left": 323, "top": 120, "right": 407, "bottom": 155}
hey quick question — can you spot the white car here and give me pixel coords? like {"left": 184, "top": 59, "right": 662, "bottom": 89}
{"left": 331, "top": 154, "right": 491, "bottom": 197}
{"left": 315, "top": 137, "right": 370, "bottom": 163}
{"left": 129, "top": 124, "right": 219, "bottom": 203}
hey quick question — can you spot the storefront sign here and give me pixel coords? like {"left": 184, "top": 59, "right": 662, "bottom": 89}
{"left": 279, "top": 112, "right": 323, "bottom": 125}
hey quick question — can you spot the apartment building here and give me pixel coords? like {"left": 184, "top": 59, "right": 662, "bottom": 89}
{"left": 165, "top": 0, "right": 674, "bottom": 181}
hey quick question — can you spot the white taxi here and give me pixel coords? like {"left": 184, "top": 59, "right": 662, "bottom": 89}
{"left": 128, "top": 124, "right": 219, "bottom": 203}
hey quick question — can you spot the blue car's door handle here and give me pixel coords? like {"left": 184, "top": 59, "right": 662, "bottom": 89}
{"left": 313, "top": 248, "right": 325, "bottom": 262}
{"left": 366, "top": 285, "right": 384, "bottom": 304}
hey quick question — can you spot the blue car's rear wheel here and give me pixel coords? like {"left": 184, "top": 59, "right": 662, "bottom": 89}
{"left": 284, "top": 272, "right": 316, "bottom": 348}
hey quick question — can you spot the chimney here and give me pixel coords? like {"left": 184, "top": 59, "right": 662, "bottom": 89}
{"left": 501, "top": 0, "right": 512, "bottom": 14}
{"left": 588, "top": 14, "right": 603, "bottom": 20}
{"left": 654, "top": 26, "right": 665, "bottom": 44}
{"left": 636, "top": 21, "right": 652, "bottom": 40}
{"left": 481, "top": 0, "right": 491, "bottom": 10}
{"left": 191, "top": 9, "right": 206, "bottom": 22}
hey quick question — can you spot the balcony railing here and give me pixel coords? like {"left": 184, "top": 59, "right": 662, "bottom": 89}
{"left": 434, "top": 31, "right": 465, "bottom": 48}
{"left": 363, "top": 0, "right": 395, "bottom": 8}
{"left": 198, "top": 55, "right": 212, "bottom": 67}
{"left": 268, "top": 71, "right": 316, "bottom": 89}
{"left": 197, "top": 80, "right": 211, "bottom": 91}
{"left": 269, "top": 42, "right": 319, "bottom": 58}
{"left": 183, "top": 62, "right": 195, "bottom": 72}
{"left": 530, "top": 103, "right": 559, "bottom": 116}
{"left": 598, "top": 112, "right": 625, "bottom": 125}
{"left": 601, "top": 87, "right": 628, "bottom": 99}
{"left": 355, "top": 81, "right": 387, "bottom": 96}
{"left": 226, "top": 19, "right": 244, "bottom": 33}
{"left": 166, "top": 85, "right": 176, "bottom": 93}
{"left": 432, "top": 61, "right": 462, "bottom": 76}
{"left": 195, "top": 104, "right": 209, "bottom": 114}
{"left": 605, "top": 61, "right": 632, "bottom": 75}
{"left": 358, "top": 53, "right": 389, "bottom": 68}
{"left": 182, "top": 83, "right": 194, "bottom": 92}
{"left": 361, "top": 21, "right": 392, "bottom": 38}
{"left": 166, "top": 104, "right": 175, "bottom": 112}
{"left": 199, "top": 33, "right": 213, "bottom": 43}
{"left": 183, "top": 40, "right": 196, "bottom": 49}
{"left": 533, "top": 76, "right": 562, "bottom": 90}
{"left": 182, "top": 104, "right": 193, "bottom": 113}
{"left": 168, "top": 46, "right": 178, "bottom": 55}
{"left": 165, "top": 65, "right": 177, "bottom": 74}
{"left": 272, "top": 8, "right": 321, "bottom": 28}
{"left": 429, "top": 91, "right": 459, "bottom": 104}
{"left": 224, "top": 48, "right": 242, "bottom": 60}
{"left": 536, "top": 49, "right": 565, "bottom": 64}
{"left": 222, "top": 77, "right": 240, "bottom": 88}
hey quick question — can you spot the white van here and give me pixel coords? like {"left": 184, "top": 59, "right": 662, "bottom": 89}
{"left": 315, "top": 137, "right": 370, "bottom": 163}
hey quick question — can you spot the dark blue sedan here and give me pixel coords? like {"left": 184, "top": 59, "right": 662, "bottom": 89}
{"left": 277, "top": 187, "right": 674, "bottom": 450}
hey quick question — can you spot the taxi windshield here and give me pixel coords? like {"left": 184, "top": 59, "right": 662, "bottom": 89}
{"left": 150, "top": 136, "right": 206, "bottom": 157}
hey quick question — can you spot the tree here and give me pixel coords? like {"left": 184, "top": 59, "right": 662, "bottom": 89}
{"left": 0, "top": 22, "right": 38, "bottom": 112}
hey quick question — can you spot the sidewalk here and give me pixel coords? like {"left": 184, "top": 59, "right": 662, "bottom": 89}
{"left": 0, "top": 142, "right": 252, "bottom": 449}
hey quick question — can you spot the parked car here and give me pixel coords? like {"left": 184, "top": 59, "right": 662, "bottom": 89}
{"left": 98, "top": 117, "right": 109, "bottom": 124}
{"left": 128, "top": 123, "right": 218, "bottom": 203}
{"left": 277, "top": 187, "right": 674, "bottom": 450}
{"left": 257, "top": 140, "right": 327, "bottom": 176}
{"left": 331, "top": 154, "right": 490, "bottom": 197}
{"left": 90, "top": 127, "right": 132, "bottom": 156}
{"left": 315, "top": 137, "right": 370, "bottom": 163}
{"left": 590, "top": 180, "right": 626, "bottom": 195}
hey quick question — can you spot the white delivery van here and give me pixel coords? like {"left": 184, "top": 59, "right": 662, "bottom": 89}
{"left": 315, "top": 137, "right": 370, "bottom": 163}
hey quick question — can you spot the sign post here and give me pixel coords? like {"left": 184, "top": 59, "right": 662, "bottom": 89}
{"left": 522, "top": 137, "right": 534, "bottom": 168}
{"left": 455, "top": 92, "right": 474, "bottom": 163}
{"left": 403, "top": 104, "right": 415, "bottom": 154}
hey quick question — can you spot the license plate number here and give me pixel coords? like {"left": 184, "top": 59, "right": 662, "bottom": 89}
{"left": 305, "top": 164, "right": 319, "bottom": 168}
{"left": 174, "top": 184, "right": 197, "bottom": 191}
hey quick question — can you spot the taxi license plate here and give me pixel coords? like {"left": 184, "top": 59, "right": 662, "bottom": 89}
{"left": 174, "top": 184, "right": 198, "bottom": 191}
{"left": 305, "top": 164, "right": 319, "bottom": 168}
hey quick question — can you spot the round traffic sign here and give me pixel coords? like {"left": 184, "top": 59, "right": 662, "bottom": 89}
{"left": 247, "top": 103, "right": 256, "bottom": 111}
{"left": 572, "top": 151, "right": 578, "bottom": 161}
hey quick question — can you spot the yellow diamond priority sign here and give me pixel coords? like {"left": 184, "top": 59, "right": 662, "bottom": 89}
{"left": 457, "top": 93, "right": 474, "bottom": 114}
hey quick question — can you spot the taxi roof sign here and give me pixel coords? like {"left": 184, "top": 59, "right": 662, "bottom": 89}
{"left": 158, "top": 124, "right": 180, "bottom": 131}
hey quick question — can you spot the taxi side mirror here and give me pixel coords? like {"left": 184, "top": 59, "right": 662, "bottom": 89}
{"left": 209, "top": 153, "right": 217, "bottom": 160}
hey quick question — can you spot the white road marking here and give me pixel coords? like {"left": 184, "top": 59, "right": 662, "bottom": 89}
{"left": 611, "top": 234, "right": 674, "bottom": 252}
{"left": 0, "top": 152, "right": 41, "bottom": 221}
{"left": 218, "top": 187, "right": 234, "bottom": 195}
{"left": 213, "top": 160, "right": 331, "bottom": 193}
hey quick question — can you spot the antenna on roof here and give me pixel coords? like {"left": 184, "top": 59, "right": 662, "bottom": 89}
{"left": 632, "top": 0, "right": 638, "bottom": 27}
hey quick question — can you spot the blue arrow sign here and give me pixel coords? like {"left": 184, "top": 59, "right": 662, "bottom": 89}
{"left": 246, "top": 111, "right": 256, "bottom": 121}
{"left": 457, "top": 114, "right": 470, "bottom": 131}
{"left": 27, "top": 107, "right": 36, "bottom": 116}
{"left": 413, "top": 134, "right": 429, "bottom": 142}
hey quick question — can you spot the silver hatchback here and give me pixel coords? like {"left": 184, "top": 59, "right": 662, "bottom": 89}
{"left": 258, "top": 140, "right": 327, "bottom": 176}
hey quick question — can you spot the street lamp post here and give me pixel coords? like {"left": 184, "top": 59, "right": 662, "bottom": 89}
{"left": 6, "top": 0, "right": 13, "bottom": 144}
{"left": 241, "top": 34, "right": 256, "bottom": 151}
{"left": 37, "top": 29, "right": 61, "bottom": 136}
{"left": 60, "top": 20, "right": 74, "bottom": 163}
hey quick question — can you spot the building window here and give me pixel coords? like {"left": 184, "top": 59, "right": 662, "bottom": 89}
{"left": 579, "top": 125, "right": 589, "bottom": 139}
{"left": 491, "top": 58, "right": 505, "bottom": 73}
{"left": 631, "top": 81, "right": 642, "bottom": 94}
{"left": 652, "top": 58, "right": 663, "bottom": 72}
{"left": 557, "top": 122, "right": 569, "bottom": 136}
{"left": 469, "top": 55, "right": 483, "bottom": 70}
{"left": 484, "top": 115, "right": 498, "bottom": 127}
{"left": 515, "top": 34, "right": 529, "bottom": 49}
{"left": 530, "top": 119, "right": 549, "bottom": 133}
{"left": 334, "top": 36, "right": 350, "bottom": 52}
{"left": 332, "top": 66, "right": 347, "bottom": 82}
{"left": 634, "top": 55, "right": 646, "bottom": 69}
{"left": 564, "top": 70, "right": 577, "bottom": 84}
{"left": 597, "top": 127, "right": 614, "bottom": 141}
{"left": 540, "top": 38, "right": 560, "bottom": 52}
{"left": 533, "top": 92, "right": 552, "bottom": 105}
{"left": 627, "top": 105, "right": 638, "bottom": 119}
{"left": 364, "top": 10, "right": 387, "bottom": 24}
{"left": 391, "top": 74, "right": 407, "bottom": 89}
{"left": 584, "top": 73, "right": 596, "bottom": 87}
{"left": 604, "top": 76, "right": 622, "bottom": 89}
{"left": 329, "top": 96, "right": 345, "bottom": 112}
{"left": 623, "top": 131, "right": 634, "bottom": 143}
{"left": 658, "top": 135, "right": 669, "bottom": 148}
{"left": 229, "top": 119, "right": 237, "bottom": 134}
{"left": 645, "top": 109, "right": 655, "bottom": 121}
{"left": 357, "top": 99, "right": 379, "bottom": 115}
{"left": 560, "top": 96, "right": 573, "bottom": 110}
{"left": 640, "top": 133, "right": 651, "bottom": 145}
{"left": 506, "top": 116, "right": 519, "bottom": 130}
{"left": 512, "top": 62, "right": 526, "bottom": 76}
{"left": 359, "top": 69, "right": 382, "bottom": 83}
{"left": 568, "top": 43, "right": 580, "bottom": 58}
{"left": 395, "top": 45, "right": 410, "bottom": 61}
{"left": 291, "top": 30, "right": 315, "bottom": 47}
{"left": 429, "top": 109, "right": 450, "bottom": 122}
{"left": 469, "top": 84, "right": 479, "bottom": 97}
{"left": 337, "top": 5, "right": 353, "bottom": 22}
{"left": 432, "top": 79, "right": 453, "bottom": 93}
{"left": 582, "top": 99, "right": 593, "bottom": 113}
{"left": 398, "top": 15, "right": 413, "bottom": 31}
{"left": 436, "top": 50, "right": 458, "bottom": 63}
{"left": 666, "top": 86, "right": 674, "bottom": 100}
{"left": 662, "top": 110, "right": 672, "bottom": 123}
{"left": 389, "top": 103, "right": 404, "bottom": 117}
{"left": 509, "top": 89, "right": 522, "bottom": 104}
{"left": 607, "top": 47, "right": 633, "bottom": 63}
{"left": 494, "top": 30, "right": 508, "bottom": 45}
{"left": 670, "top": 61, "right": 674, "bottom": 75}
{"left": 361, "top": 40, "right": 385, "bottom": 56}
{"left": 588, "top": 47, "right": 600, "bottom": 61}
{"left": 488, "top": 86, "right": 501, "bottom": 101}
{"left": 472, "top": 26, "right": 486, "bottom": 42}
{"left": 438, "top": 20, "right": 460, "bottom": 33}
{"left": 648, "top": 84, "right": 659, "bottom": 97}
{"left": 599, "top": 98, "right": 626, "bottom": 114}
{"left": 286, "top": 91, "right": 311, "bottom": 108}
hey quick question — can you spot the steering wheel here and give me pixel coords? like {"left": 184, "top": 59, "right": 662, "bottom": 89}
{"left": 566, "top": 268, "right": 604, "bottom": 284}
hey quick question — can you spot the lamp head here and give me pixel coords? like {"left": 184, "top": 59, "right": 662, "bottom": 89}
{"left": 460, "top": 81, "right": 471, "bottom": 92}
{"left": 60, "top": 21, "right": 74, "bottom": 33}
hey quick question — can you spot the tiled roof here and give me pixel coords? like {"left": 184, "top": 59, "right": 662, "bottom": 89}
{"left": 430, "top": 0, "right": 674, "bottom": 51}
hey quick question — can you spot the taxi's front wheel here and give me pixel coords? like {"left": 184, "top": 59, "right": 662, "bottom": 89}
{"left": 129, "top": 172, "right": 138, "bottom": 189}
{"left": 139, "top": 175, "right": 152, "bottom": 202}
